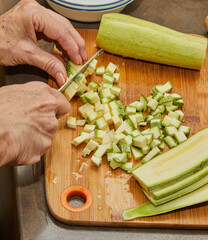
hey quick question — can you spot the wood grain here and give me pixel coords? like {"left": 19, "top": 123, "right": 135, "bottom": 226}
{"left": 45, "top": 29, "right": 208, "bottom": 228}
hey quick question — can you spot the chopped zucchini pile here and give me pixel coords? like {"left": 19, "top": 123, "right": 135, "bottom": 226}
{"left": 64, "top": 59, "right": 190, "bottom": 172}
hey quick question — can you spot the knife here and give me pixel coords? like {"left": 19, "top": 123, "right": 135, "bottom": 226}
{"left": 58, "top": 48, "right": 104, "bottom": 93}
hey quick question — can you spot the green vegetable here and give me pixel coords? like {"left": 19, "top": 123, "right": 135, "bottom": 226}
{"left": 96, "top": 13, "right": 207, "bottom": 70}
{"left": 122, "top": 183, "right": 208, "bottom": 220}
{"left": 132, "top": 128, "right": 208, "bottom": 193}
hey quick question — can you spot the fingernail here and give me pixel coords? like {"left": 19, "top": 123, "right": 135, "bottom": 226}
{"left": 84, "top": 51, "right": 88, "bottom": 61}
{"left": 56, "top": 72, "right": 66, "bottom": 86}
{"left": 78, "top": 56, "right": 82, "bottom": 65}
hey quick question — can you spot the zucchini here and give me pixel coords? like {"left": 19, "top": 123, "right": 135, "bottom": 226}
{"left": 132, "top": 128, "right": 208, "bottom": 193}
{"left": 96, "top": 13, "right": 207, "bottom": 70}
{"left": 143, "top": 172, "right": 208, "bottom": 206}
{"left": 122, "top": 183, "right": 208, "bottom": 220}
{"left": 148, "top": 165, "right": 208, "bottom": 201}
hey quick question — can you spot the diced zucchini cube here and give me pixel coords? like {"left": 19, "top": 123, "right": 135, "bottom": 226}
{"left": 140, "top": 94, "right": 148, "bottom": 111}
{"left": 102, "top": 73, "right": 115, "bottom": 83}
{"left": 111, "top": 85, "right": 121, "bottom": 96}
{"left": 174, "top": 99, "right": 184, "bottom": 108}
{"left": 169, "top": 118, "right": 181, "bottom": 129}
{"left": 86, "top": 110, "right": 98, "bottom": 124}
{"left": 164, "top": 135, "right": 178, "bottom": 148}
{"left": 101, "top": 98, "right": 111, "bottom": 104}
{"left": 95, "top": 102, "right": 104, "bottom": 112}
{"left": 131, "top": 129, "right": 141, "bottom": 137}
{"left": 150, "top": 139, "right": 161, "bottom": 148}
{"left": 96, "top": 66, "right": 105, "bottom": 75}
{"left": 99, "top": 88, "right": 112, "bottom": 99}
{"left": 91, "top": 156, "right": 102, "bottom": 167}
{"left": 72, "top": 132, "right": 90, "bottom": 146}
{"left": 83, "top": 124, "right": 96, "bottom": 133}
{"left": 159, "top": 95, "right": 173, "bottom": 105}
{"left": 143, "top": 133, "right": 153, "bottom": 145}
{"left": 155, "top": 81, "right": 172, "bottom": 94}
{"left": 175, "top": 131, "right": 187, "bottom": 143}
{"left": 150, "top": 119, "right": 161, "bottom": 128}
{"left": 106, "top": 62, "right": 117, "bottom": 75}
{"left": 94, "top": 144, "right": 108, "bottom": 158}
{"left": 63, "top": 81, "right": 79, "bottom": 101}
{"left": 162, "top": 115, "right": 172, "bottom": 127}
{"left": 84, "top": 59, "right": 98, "bottom": 76}
{"left": 128, "top": 114, "right": 137, "bottom": 128}
{"left": 111, "top": 133, "right": 126, "bottom": 144}
{"left": 168, "top": 111, "right": 180, "bottom": 120}
{"left": 95, "top": 117, "right": 108, "bottom": 130}
{"left": 112, "top": 115, "right": 123, "bottom": 128}
{"left": 88, "top": 81, "right": 101, "bottom": 91}
{"left": 135, "top": 112, "right": 144, "bottom": 122}
{"left": 139, "top": 121, "right": 147, "bottom": 126}
{"left": 131, "top": 146, "right": 143, "bottom": 160}
{"left": 110, "top": 159, "right": 122, "bottom": 169}
{"left": 104, "top": 112, "right": 113, "bottom": 125}
{"left": 171, "top": 93, "right": 182, "bottom": 101}
{"left": 141, "top": 145, "right": 151, "bottom": 154}
{"left": 164, "top": 126, "right": 178, "bottom": 136}
{"left": 67, "top": 117, "right": 76, "bottom": 129}
{"left": 142, "top": 147, "right": 160, "bottom": 163}
{"left": 175, "top": 110, "right": 184, "bottom": 121}
{"left": 113, "top": 73, "right": 120, "bottom": 83}
{"left": 78, "top": 103, "right": 94, "bottom": 119}
{"left": 133, "top": 135, "right": 147, "bottom": 148}
{"left": 102, "top": 82, "right": 113, "bottom": 89}
{"left": 120, "top": 162, "right": 133, "bottom": 172}
{"left": 118, "top": 139, "right": 131, "bottom": 153}
{"left": 166, "top": 105, "right": 178, "bottom": 113}
{"left": 147, "top": 99, "right": 158, "bottom": 111}
{"left": 158, "top": 141, "right": 165, "bottom": 149}
{"left": 124, "top": 135, "right": 133, "bottom": 145}
{"left": 125, "top": 105, "right": 137, "bottom": 115}
{"left": 179, "top": 125, "right": 191, "bottom": 135}
{"left": 153, "top": 92, "right": 164, "bottom": 101}
{"left": 76, "top": 119, "right": 86, "bottom": 126}
{"left": 85, "top": 92, "right": 99, "bottom": 104}
{"left": 149, "top": 126, "right": 161, "bottom": 139}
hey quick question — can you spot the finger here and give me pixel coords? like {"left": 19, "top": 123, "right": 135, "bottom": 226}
{"left": 49, "top": 87, "right": 70, "bottom": 118}
{"left": 46, "top": 10, "right": 88, "bottom": 62}
{"left": 33, "top": 8, "right": 87, "bottom": 64}
{"left": 26, "top": 43, "right": 67, "bottom": 86}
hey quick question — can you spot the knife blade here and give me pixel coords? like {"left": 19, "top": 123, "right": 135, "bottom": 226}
{"left": 58, "top": 48, "right": 104, "bottom": 93}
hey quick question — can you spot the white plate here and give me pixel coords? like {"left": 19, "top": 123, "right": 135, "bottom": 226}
{"left": 46, "top": 0, "right": 133, "bottom": 22}
{"left": 50, "top": 0, "right": 131, "bottom": 10}
{"left": 58, "top": 0, "right": 124, "bottom": 7}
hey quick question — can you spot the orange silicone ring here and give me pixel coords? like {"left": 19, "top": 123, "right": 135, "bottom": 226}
{"left": 60, "top": 185, "right": 93, "bottom": 213}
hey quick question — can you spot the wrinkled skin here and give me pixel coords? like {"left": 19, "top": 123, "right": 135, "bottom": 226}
{"left": 0, "top": 0, "right": 87, "bottom": 86}
{"left": 0, "top": 0, "right": 87, "bottom": 166}
{"left": 0, "top": 82, "right": 70, "bottom": 166}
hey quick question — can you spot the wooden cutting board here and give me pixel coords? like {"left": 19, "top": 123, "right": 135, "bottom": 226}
{"left": 45, "top": 29, "right": 208, "bottom": 228}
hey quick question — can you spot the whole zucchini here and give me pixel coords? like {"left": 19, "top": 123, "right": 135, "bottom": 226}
{"left": 96, "top": 13, "right": 207, "bottom": 70}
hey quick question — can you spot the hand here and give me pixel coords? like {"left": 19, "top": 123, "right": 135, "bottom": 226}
{"left": 0, "top": 82, "right": 70, "bottom": 166}
{"left": 0, "top": 0, "right": 87, "bottom": 86}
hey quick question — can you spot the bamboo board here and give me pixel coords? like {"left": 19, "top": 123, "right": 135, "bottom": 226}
{"left": 45, "top": 29, "right": 208, "bottom": 228}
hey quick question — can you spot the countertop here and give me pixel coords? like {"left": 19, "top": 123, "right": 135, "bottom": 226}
{"left": 2, "top": 0, "right": 208, "bottom": 239}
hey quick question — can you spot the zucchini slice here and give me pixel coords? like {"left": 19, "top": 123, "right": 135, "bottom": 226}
{"left": 122, "top": 183, "right": 208, "bottom": 220}
{"left": 132, "top": 128, "right": 208, "bottom": 192}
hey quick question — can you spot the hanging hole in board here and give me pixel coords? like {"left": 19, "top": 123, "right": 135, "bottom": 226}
{"left": 60, "top": 185, "right": 93, "bottom": 213}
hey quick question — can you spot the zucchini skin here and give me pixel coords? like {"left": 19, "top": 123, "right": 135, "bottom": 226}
{"left": 122, "top": 182, "right": 208, "bottom": 220}
{"left": 96, "top": 13, "right": 207, "bottom": 70}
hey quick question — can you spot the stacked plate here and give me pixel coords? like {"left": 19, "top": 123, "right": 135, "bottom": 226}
{"left": 46, "top": 0, "right": 133, "bottom": 22}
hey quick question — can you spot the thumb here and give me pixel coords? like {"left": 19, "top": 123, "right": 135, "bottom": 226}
{"left": 29, "top": 44, "right": 67, "bottom": 86}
